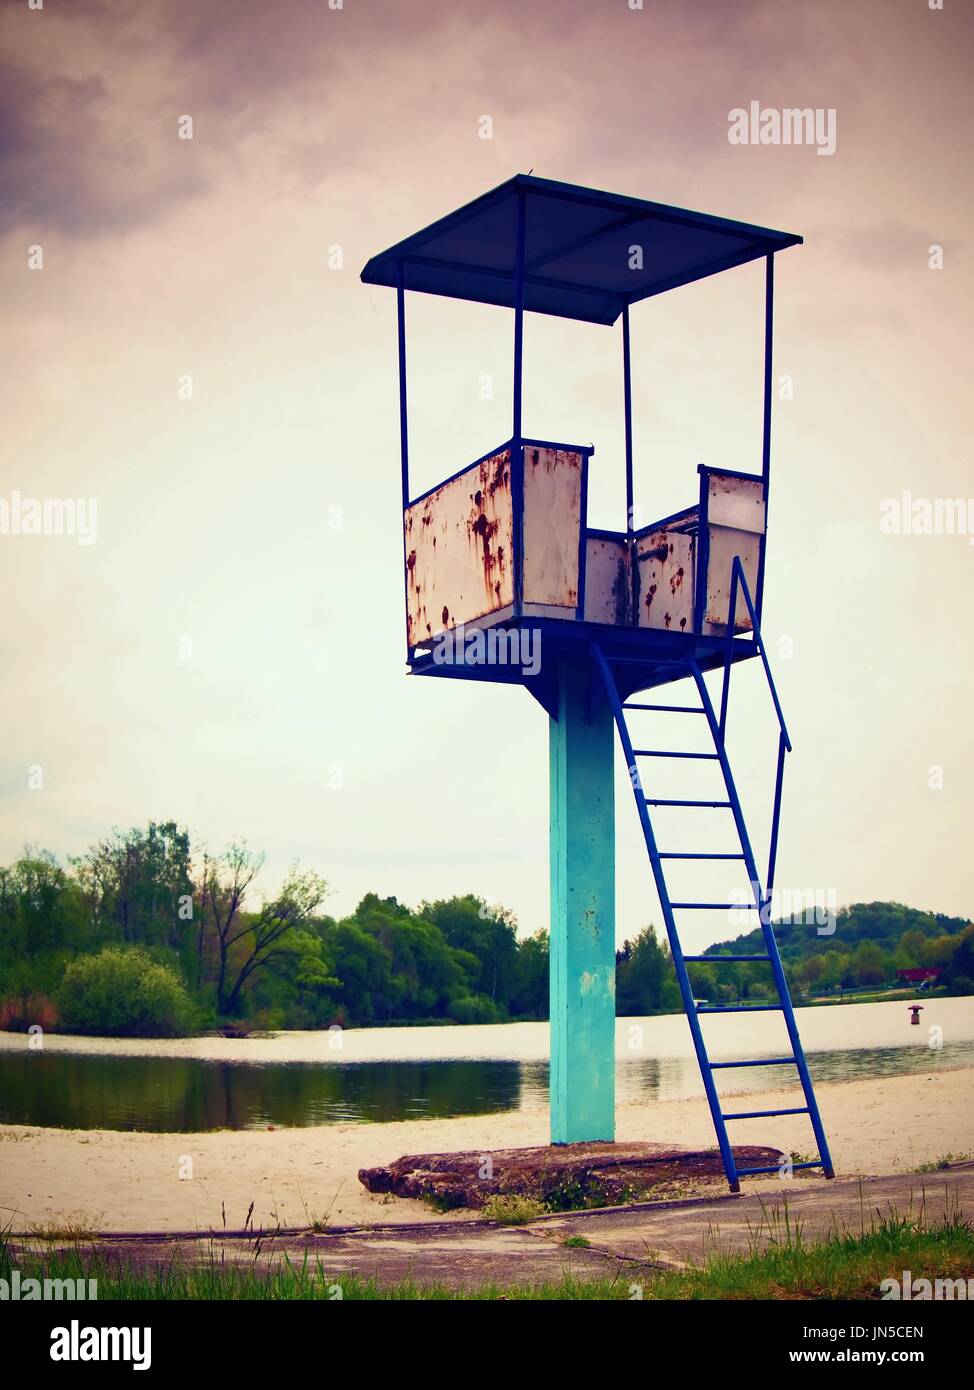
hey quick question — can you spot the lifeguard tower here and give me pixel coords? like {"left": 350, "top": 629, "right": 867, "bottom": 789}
{"left": 362, "top": 175, "right": 833, "bottom": 1191}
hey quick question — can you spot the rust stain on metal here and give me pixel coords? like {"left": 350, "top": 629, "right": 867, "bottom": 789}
{"left": 470, "top": 506, "right": 502, "bottom": 594}
{"left": 404, "top": 447, "right": 514, "bottom": 643}
{"left": 638, "top": 528, "right": 695, "bottom": 633}
{"left": 612, "top": 554, "right": 630, "bottom": 625}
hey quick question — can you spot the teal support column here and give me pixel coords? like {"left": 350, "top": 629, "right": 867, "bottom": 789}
{"left": 549, "top": 654, "right": 616, "bottom": 1144}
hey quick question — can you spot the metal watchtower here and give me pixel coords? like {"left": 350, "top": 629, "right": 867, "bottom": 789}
{"left": 362, "top": 175, "right": 833, "bottom": 1190}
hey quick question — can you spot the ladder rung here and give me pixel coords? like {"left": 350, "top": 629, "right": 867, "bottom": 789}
{"left": 646, "top": 799, "right": 732, "bottom": 808}
{"left": 624, "top": 703, "right": 705, "bottom": 714}
{"left": 722, "top": 1107, "right": 810, "bottom": 1120}
{"left": 671, "top": 901, "right": 759, "bottom": 910}
{"left": 683, "top": 954, "right": 771, "bottom": 963}
{"left": 736, "top": 1161, "right": 824, "bottom": 1176}
{"left": 709, "top": 1056, "right": 795, "bottom": 1069}
{"left": 633, "top": 749, "right": 719, "bottom": 760}
{"left": 697, "top": 1004, "right": 783, "bottom": 1014}
{"left": 659, "top": 852, "right": 745, "bottom": 860}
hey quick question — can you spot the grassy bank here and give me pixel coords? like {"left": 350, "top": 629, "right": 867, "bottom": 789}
{"left": 5, "top": 1208, "right": 973, "bottom": 1300}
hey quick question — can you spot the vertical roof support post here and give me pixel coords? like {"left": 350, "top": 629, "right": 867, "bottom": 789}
{"left": 622, "top": 302, "right": 635, "bottom": 622}
{"left": 756, "top": 252, "right": 774, "bottom": 618}
{"left": 396, "top": 265, "right": 410, "bottom": 510}
{"left": 397, "top": 265, "right": 411, "bottom": 656}
{"left": 511, "top": 189, "right": 526, "bottom": 615}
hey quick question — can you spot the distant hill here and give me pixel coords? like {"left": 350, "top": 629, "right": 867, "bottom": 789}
{"left": 705, "top": 902, "right": 972, "bottom": 963}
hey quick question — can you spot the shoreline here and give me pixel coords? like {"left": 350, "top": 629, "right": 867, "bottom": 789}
{"left": 2, "top": 993, "right": 971, "bottom": 1065}
{"left": 2, "top": 1067, "right": 971, "bottom": 1236}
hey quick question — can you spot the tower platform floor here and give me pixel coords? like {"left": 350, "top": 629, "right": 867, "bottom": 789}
{"left": 409, "top": 616, "right": 760, "bottom": 715}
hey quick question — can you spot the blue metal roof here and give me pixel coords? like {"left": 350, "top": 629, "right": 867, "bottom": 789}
{"left": 361, "top": 174, "right": 802, "bottom": 326}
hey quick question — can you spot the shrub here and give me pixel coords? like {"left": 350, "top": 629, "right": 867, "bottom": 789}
{"left": 481, "top": 1194, "right": 546, "bottom": 1225}
{"left": 0, "top": 990, "right": 59, "bottom": 1032}
{"left": 538, "top": 1175, "right": 610, "bottom": 1212}
{"left": 59, "top": 947, "right": 197, "bottom": 1037}
{"left": 448, "top": 994, "right": 502, "bottom": 1025}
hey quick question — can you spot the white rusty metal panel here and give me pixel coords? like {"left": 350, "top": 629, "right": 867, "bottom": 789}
{"left": 703, "top": 526, "right": 760, "bottom": 633}
{"left": 707, "top": 472, "right": 766, "bottom": 533}
{"left": 522, "top": 445, "right": 583, "bottom": 611}
{"left": 701, "top": 472, "right": 766, "bottom": 633}
{"left": 404, "top": 449, "right": 513, "bottom": 646}
{"left": 636, "top": 529, "right": 695, "bottom": 633}
{"left": 583, "top": 535, "right": 630, "bottom": 625}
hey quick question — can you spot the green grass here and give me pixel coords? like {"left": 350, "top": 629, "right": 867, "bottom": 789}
{"left": 4, "top": 1205, "right": 972, "bottom": 1300}
{"left": 654, "top": 1207, "right": 974, "bottom": 1301}
{"left": 913, "top": 1152, "right": 972, "bottom": 1174}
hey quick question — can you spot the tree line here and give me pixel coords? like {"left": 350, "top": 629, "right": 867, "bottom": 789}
{"left": 0, "top": 822, "right": 548, "bottom": 1034}
{"left": 0, "top": 821, "right": 970, "bottom": 1036}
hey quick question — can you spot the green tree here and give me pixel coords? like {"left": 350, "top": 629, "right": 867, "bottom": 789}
{"left": 353, "top": 896, "right": 477, "bottom": 1019}
{"left": 801, "top": 955, "right": 826, "bottom": 989}
{"left": 72, "top": 822, "right": 193, "bottom": 955}
{"left": 319, "top": 918, "right": 394, "bottom": 1023}
{"left": 0, "top": 850, "right": 87, "bottom": 991}
{"left": 941, "top": 929, "right": 974, "bottom": 996}
{"left": 849, "top": 940, "right": 888, "bottom": 988}
{"left": 419, "top": 896, "right": 520, "bottom": 1010}
{"left": 819, "top": 952, "right": 846, "bottom": 993}
{"left": 510, "top": 930, "right": 549, "bottom": 1018}
{"left": 617, "top": 927, "right": 680, "bottom": 1014}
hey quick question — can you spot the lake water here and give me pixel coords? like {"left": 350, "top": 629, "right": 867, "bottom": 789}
{"left": 0, "top": 997, "right": 971, "bottom": 1132}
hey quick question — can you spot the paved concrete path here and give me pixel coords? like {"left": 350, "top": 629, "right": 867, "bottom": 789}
{"left": 41, "top": 1169, "right": 973, "bottom": 1291}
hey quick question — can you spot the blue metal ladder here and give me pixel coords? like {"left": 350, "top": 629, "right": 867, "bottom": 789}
{"left": 594, "top": 562, "right": 834, "bottom": 1192}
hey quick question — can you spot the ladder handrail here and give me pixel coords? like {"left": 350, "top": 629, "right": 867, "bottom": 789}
{"left": 718, "top": 555, "right": 791, "bottom": 896}
{"left": 719, "top": 555, "right": 792, "bottom": 752}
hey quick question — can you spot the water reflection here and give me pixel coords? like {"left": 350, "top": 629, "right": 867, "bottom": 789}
{"left": 0, "top": 1054, "right": 530, "bottom": 1132}
{"left": 0, "top": 1036, "right": 971, "bottom": 1132}
{"left": 617, "top": 1039, "right": 974, "bottom": 1106}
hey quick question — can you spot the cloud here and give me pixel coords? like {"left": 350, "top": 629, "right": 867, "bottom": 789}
{"left": 0, "top": 50, "right": 210, "bottom": 238}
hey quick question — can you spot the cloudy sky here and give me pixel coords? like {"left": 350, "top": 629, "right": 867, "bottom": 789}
{"left": 1, "top": 0, "right": 971, "bottom": 951}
